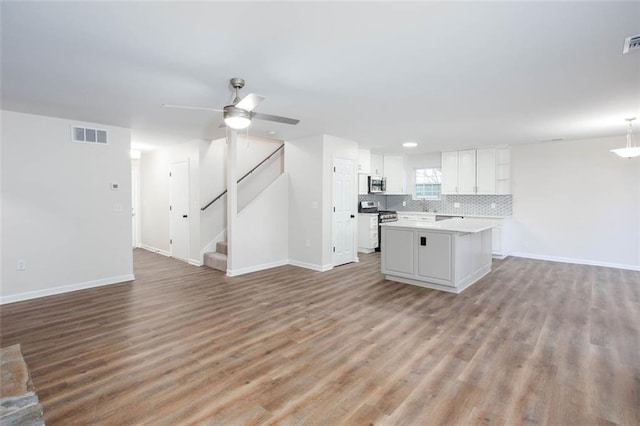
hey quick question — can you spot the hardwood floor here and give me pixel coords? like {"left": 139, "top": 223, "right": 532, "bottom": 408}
{"left": 1, "top": 249, "right": 639, "bottom": 425}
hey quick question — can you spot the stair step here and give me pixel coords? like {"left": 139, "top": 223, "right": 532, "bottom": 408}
{"left": 204, "top": 252, "right": 227, "bottom": 272}
{"left": 216, "top": 241, "right": 228, "bottom": 255}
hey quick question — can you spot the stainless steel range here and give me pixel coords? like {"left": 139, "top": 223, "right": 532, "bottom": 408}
{"left": 376, "top": 210, "right": 397, "bottom": 252}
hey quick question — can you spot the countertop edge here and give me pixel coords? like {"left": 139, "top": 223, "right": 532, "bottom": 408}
{"left": 381, "top": 218, "right": 494, "bottom": 233}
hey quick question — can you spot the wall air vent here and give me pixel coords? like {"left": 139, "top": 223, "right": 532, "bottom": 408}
{"left": 72, "top": 126, "right": 108, "bottom": 144}
{"left": 623, "top": 34, "right": 640, "bottom": 54}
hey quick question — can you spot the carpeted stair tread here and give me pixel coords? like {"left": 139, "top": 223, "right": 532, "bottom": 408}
{"left": 204, "top": 252, "right": 227, "bottom": 272}
{"left": 216, "top": 241, "right": 228, "bottom": 255}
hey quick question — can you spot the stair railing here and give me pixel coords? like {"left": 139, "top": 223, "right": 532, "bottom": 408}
{"left": 201, "top": 143, "right": 284, "bottom": 211}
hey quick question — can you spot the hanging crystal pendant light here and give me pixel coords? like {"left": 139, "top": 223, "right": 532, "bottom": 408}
{"left": 610, "top": 117, "right": 640, "bottom": 158}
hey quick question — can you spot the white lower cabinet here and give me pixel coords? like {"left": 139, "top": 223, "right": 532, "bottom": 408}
{"left": 474, "top": 218, "right": 511, "bottom": 259}
{"left": 432, "top": 216, "right": 511, "bottom": 259}
{"left": 381, "top": 228, "right": 414, "bottom": 274}
{"left": 397, "top": 212, "right": 436, "bottom": 222}
{"left": 382, "top": 226, "right": 492, "bottom": 293}
{"left": 357, "top": 213, "right": 379, "bottom": 253}
{"left": 417, "top": 231, "right": 453, "bottom": 284}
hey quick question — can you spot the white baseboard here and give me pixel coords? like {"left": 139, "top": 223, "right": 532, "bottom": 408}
{"left": 140, "top": 245, "right": 201, "bottom": 266}
{"left": 140, "top": 244, "right": 170, "bottom": 257}
{"left": 227, "top": 259, "right": 289, "bottom": 277}
{"left": 0, "top": 274, "right": 136, "bottom": 305}
{"left": 510, "top": 252, "right": 640, "bottom": 272}
{"left": 287, "top": 259, "right": 334, "bottom": 272}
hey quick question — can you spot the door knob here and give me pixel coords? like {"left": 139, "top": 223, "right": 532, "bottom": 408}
{"left": 350, "top": 214, "right": 355, "bottom": 218}
{"left": 182, "top": 214, "right": 188, "bottom": 218}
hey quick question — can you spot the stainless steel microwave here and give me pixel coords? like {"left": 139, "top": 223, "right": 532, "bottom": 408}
{"left": 368, "top": 176, "right": 386, "bottom": 193}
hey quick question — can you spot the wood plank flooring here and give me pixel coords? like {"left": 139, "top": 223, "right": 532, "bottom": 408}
{"left": 1, "top": 249, "right": 639, "bottom": 425}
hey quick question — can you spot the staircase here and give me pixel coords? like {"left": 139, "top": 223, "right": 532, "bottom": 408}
{"left": 204, "top": 241, "right": 227, "bottom": 272}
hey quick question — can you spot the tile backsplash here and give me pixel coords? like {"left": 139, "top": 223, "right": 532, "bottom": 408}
{"left": 358, "top": 194, "right": 512, "bottom": 216}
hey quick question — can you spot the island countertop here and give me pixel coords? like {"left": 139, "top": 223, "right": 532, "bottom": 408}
{"left": 381, "top": 218, "right": 493, "bottom": 233}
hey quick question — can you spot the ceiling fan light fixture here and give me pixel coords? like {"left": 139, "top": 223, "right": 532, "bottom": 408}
{"left": 224, "top": 106, "right": 251, "bottom": 130}
{"left": 610, "top": 117, "right": 640, "bottom": 158}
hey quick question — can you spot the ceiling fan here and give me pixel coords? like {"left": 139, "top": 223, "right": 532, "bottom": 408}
{"left": 164, "top": 78, "right": 299, "bottom": 130}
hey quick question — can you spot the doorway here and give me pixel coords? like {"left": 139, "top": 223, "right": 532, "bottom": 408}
{"left": 131, "top": 164, "right": 141, "bottom": 248}
{"left": 169, "top": 160, "right": 190, "bottom": 262}
{"left": 332, "top": 157, "right": 356, "bottom": 266}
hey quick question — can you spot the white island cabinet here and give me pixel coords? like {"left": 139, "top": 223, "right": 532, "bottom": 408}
{"left": 381, "top": 219, "right": 493, "bottom": 293}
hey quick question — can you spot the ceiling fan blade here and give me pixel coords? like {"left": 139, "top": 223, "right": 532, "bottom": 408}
{"left": 252, "top": 112, "right": 300, "bottom": 125}
{"left": 235, "top": 94, "right": 264, "bottom": 112}
{"left": 163, "top": 104, "right": 223, "bottom": 112}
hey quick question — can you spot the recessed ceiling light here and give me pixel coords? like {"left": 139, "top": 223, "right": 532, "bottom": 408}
{"left": 403, "top": 142, "right": 418, "bottom": 148}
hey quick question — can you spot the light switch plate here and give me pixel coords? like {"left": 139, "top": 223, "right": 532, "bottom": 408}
{"left": 454, "top": 202, "right": 460, "bottom": 208}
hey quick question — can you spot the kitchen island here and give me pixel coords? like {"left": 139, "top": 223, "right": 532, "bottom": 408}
{"left": 381, "top": 219, "right": 493, "bottom": 293}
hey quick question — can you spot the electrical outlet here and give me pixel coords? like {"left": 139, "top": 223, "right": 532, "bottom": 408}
{"left": 17, "top": 259, "right": 26, "bottom": 271}
{"left": 402, "top": 201, "right": 407, "bottom": 206}
{"left": 454, "top": 202, "right": 460, "bottom": 208}
{"left": 491, "top": 203, "right": 497, "bottom": 209}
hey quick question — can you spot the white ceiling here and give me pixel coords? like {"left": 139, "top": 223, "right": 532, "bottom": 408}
{"left": 2, "top": 1, "right": 639, "bottom": 154}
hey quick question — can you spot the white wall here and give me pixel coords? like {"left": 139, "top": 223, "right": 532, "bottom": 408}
{"left": 285, "top": 135, "right": 325, "bottom": 270}
{"left": 199, "top": 135, "right": 283, "bottom": 256}
{"left": 231, "top": 173, "right": 289, "bottom": 275}
{"left": 237, "top": 136, "right": 284, "bottom": 210}
{"left": 1, "top": 111, "right": 133, "bottom": 303}
{"left": 285, "top": 134, "right": 359, "bottom": 270}
{"left": 140, "top": 139, "right": 201, "bottom": 264}
{"left": 199, "top": 138, "right": 227, "bottom": 254}
{"left": 511, "top": 135, "right": 640, "bottom": 270}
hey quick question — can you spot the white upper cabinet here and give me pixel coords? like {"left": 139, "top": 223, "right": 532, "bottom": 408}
{"left": 383, "top": 155, "right": 406, "bottom": 194}
{"left": 357, "top": 174, "right": 369, "bottom": 195}
{"left": 357, "top": 148, "right": 371, "bottom": 174}
{"left": 370, "top": 154, "right": 384, "bottom": 176}
{"left": 441, "top": 147, "right": 510, "bottom": 195}
{"left": 457, "top": 149, "right": 477, "bottom": 194}
{"left": 475, "top": 148, "right": 496, "bottom": 194}
{"left": 441, "top": 151, "right": 459, "bottom": 194}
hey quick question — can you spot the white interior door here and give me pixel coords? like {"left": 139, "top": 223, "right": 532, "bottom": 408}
{"left": 131, "top": 165, "right": 140, "bottom": 248}
{"left": 169, "top": 161, "right": 190, "bottom": 262}
{"left": 332, "top": 157, "right": 356, "bottom": 266}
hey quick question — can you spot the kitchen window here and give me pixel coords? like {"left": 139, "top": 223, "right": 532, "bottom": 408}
{"left": 415, "top": 168, "right": 442, "bottom": 200}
